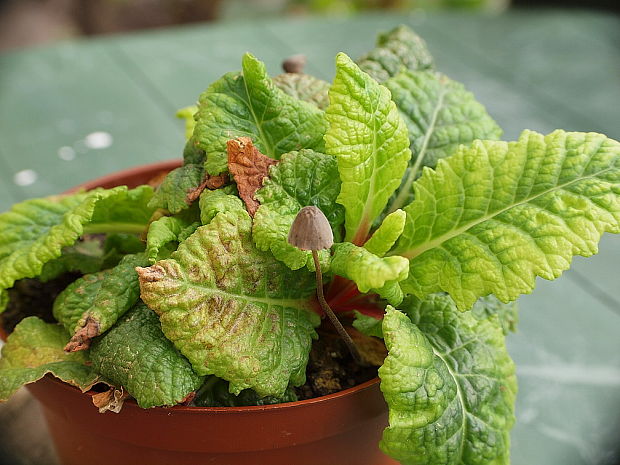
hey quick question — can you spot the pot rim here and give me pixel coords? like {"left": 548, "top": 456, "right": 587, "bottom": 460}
{"left": 3, "top": 159, "right": 384, "bottom": 416}
{"left": 43, "top": 373, "right": 382, "bottom": 414}
{"left": 64, "top": 159, "right": 182, "bottom": 193}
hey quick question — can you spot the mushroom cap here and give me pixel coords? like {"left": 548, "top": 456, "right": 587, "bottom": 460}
{"left": 288, "top": 206, "right": 334, "bottom": 251}
{"left": 282, "top": 54, "right": 307, "bottom": 74}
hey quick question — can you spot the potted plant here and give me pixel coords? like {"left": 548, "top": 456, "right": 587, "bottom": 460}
{"left": 0, "top": 25, "right": 618, "bottom": 465}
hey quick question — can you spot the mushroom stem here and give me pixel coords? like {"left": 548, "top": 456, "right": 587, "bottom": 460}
{"left": 311, "top": 250, "right": 362, "bottom": 365}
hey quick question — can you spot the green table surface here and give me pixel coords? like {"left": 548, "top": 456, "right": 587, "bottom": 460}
{"left": 1, "top": 9, "right": 619, "bottom": 465}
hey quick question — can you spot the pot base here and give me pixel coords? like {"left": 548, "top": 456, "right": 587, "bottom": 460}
{"left": 29, "top": 376, "right": 397, "bottom": 465}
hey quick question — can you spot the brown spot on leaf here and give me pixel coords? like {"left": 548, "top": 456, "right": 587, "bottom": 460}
{"left": 135, "top": 266, "right": 165, "bottom": 283}
{"left": 64, "top": 316, "right": 100, "bottom": 352}
{"left": 185, "top": 173, "right": 229, "bottom": 204}
{"left": 92, "top": 387, "right": 129, "bottom": 414}
{"left": 227, "top": 137, "right": 278, "bottom": 217}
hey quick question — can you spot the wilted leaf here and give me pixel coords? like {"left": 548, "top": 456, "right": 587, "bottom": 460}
{"left": 0, "top": 317, "right": 100, "bottom": 402}
{"left": 227, "top": 137, "right": 279, "bottom": 216}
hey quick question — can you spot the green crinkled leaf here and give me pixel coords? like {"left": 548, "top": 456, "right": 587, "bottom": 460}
{"left": 183, "top": 137, "right": 206, "bottom": 165}
{"left": 146, "top": 216, "right": 199, "bottom": 263}
{"left": 0, "top": 289, "right": 8, "bottom": 314}
{"left": 363, "top": 209, "right": 406, "bottom": 257}
{"left": 356, "top": 25, "right": 434, "bottom": 83}
{"left": 273, "top": 73, "right": 331, "bottom": 110}
{"left": 0, "top": 186, "right": 153, "bottom": 300}
{"left": 89, "top": 185, "right": 154, "bottom": 227}
{"left": 39, "top": 233, "right": 145, "bottom": 282}
{"left": 330, "top": 242, "right": 409, "bottom": 305}
{"left": 385, "top": 70, "right": 502, "bottom": 213}
{"left": 147, "top": 164, "right": 204, "bottom": 214}
{"left": 194, "top": 376, "right": 297, "bottom": 407}
{"left": 0, "top": 317, "right": 100, "bottom": 401}
{"left": 199, "top": 189, "right": 245, "bottom": 225}
{"left": 38, "top": 239, "right": 107, "bottom": 282}
{"left": 394, "top": 130, "right": 620, "bottom": 309}
{"left": 325, "top": 53, "right": 411, "bottom": 245}
{"left": 53, "top": 253, "right": 149, "bottom": 339}
{"left": 176, "top": 105, "right": 198, "bottom": 141}
{"left": 253, "top": 150, "right": 344, "bottom": 270}
{"left": 472, "top": 296, "right": 519, "bottom": 335}
{"left": 195, "top": 53, "right": 327, "bottom": 176}
{"left": 101, "top": 233, "right": 146, "bottom": 265}
{"left": 352, "top": 310, "right": 384, "bottom": 338}
{"left": 89, "top": 303, "right": 203, "bottom": 408}
{"left": 379, "top": 296, "right": 516, "bottom": 465}
{"left": 137, "top": 209, "right": 320, "bottom": 397}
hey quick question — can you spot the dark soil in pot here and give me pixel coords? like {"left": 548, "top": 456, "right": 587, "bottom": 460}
{"left": 0, "top": 274, "right": 80, "bottom": 334}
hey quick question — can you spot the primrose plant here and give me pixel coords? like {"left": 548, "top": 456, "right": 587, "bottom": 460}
{"left": 1, "top": 25, "right": 619, "bottom": 464}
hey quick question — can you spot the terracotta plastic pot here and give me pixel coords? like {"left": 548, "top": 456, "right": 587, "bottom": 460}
{"left": 9, "top": 161, "right": 397, "bottom": 465}
{"left": 28, "top": 376, "right": 395, "bottom": 465}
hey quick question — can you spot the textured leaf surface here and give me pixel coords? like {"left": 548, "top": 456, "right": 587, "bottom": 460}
{"left": 379, "top": 297, "right": 516, "bottom": 465}
{"left": 137, "top": 210, "right": 320, "bottom": 397}
{"left": 146, "top": 216, "right": 199, "bottom": 263}
{"left": 195, "top": 53, "right": 327, "bottom": 176}
{"left": 102, "top": 233, "right": 146, "bottom": 259}
{"left": 199, "top": 189, "right": 244, "bottom": 225}
{"left": 357, "top": 25, "right": 434, "bottom": 83}
{"left": 253, "top": 149, "right": 344, "bottom": 270}
{"left": 352, "top": 310, "right": 384, "bottom": 338}
{"left": 183, "top": 137, "right": 206, "bottom": 165}
{"left": 90, "top": 304, "right": 203, "bottom": 408}
{"left": 363, "top": 209, "right": 406, "bottom": 257}
{"left": 53, "top": 253, "right": 149, "bottom": 349}
{"left": 147, "top": 164, "right": 204, "bottom": 214}
{"left": 385, "top": 70, "right": 502, "bottom": 212}
{"left": 273, "top": 73, "right": 330, "bottom": 110}
{"left": 394, "top": 130, "right": 620, "bottom": 309}
{"left": 330, "top": 242, "right": 408, "bottom": 305}
{"left": 38, "top": 239, "right": 107, "bottom": 282}
{"left": 0, "top": 186, "right": 153, "bottom": 298}
{"left": 0, "top": 317, "right": 100, "bottom": 402}
{"left": 39, "top": 233, "right": 144, "bottom": 282}
{"left": 325, "top": 53, "right": 411, "bottom": 244}
{"left": 471, "top": 296, "right": 519, "bottom": 335}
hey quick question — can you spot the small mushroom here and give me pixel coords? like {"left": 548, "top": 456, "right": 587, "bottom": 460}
{"left": 282, "top": 54, "right": 307, "bottom": 74}
{"left": 288, "top": 206, "right": 361, "bottom": 364}
{"left": 288, "top": 206, "right": 333, "bottom": 251}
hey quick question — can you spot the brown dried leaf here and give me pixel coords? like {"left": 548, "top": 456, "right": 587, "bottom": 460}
{"left": 64, "top": 317, "right": 100, "bottom": 352}
{"left": 227, "top": 137, "right": 278, "bottom": 216}
{"left": 185, "top": 173, "right": 229, "bottom": 204}
{"left": 92, "top": 387, "right": 129, "bottom": 414}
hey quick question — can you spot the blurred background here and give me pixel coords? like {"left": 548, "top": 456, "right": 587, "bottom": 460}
{"left": 0, "top": 0, "right": 618, "bottom": 52}
{"left": 0, "top": 2, "right": 619, "bottom": 465}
